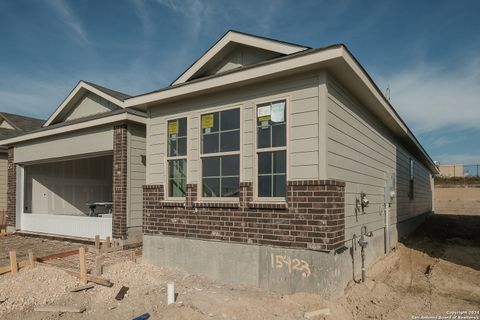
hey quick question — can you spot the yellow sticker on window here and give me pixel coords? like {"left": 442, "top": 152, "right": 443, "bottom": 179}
{"left": 258, "top": 115, "right": 271, "bottom": 122}
{"left": 202, "top": 114, "right": 214, "bottom": 129}
{"left": 168, "top": 120, "right": 178, "bottom": 135}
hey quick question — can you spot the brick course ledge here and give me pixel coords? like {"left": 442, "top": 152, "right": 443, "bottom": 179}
{"left": 247, "top": 202, "right": 288, "bottom": 210}
{"left": 193, "top": 201, "right": 240, "bottom": 209}
{"left": 160, "top": 201, "right": 186, "bottom": 207}
{"left": 143, "top": 179, "right": 346, "bottom": 251}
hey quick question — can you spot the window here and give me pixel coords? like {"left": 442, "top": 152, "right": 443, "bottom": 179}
{"left": 409, "top": 158, "right": 414, "bottom": 199}
{"left": 256, "top": 100, "right": 287, "bottom": 198}
{"left": 167, "top": 118, "right": 187, "bottom": 197}
{"left": 201, "top": 108, "right": 240, "bottom": 198}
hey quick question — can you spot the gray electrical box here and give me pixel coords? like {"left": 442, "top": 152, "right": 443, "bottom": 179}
{"left": 384, "top": 172, "right": 396, "bottom": 204}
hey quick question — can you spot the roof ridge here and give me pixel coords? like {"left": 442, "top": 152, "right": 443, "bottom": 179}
{"left": 82, "top": 81, "right": 131, "bottom": 101}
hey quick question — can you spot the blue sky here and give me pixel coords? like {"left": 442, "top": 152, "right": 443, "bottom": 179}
{"left": 1, "top": 0, "right": 479, "bottom": 164}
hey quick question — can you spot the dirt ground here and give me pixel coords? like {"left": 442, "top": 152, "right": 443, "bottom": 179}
{"left": 0, "top": 213, "right": 479, "bottom": 320}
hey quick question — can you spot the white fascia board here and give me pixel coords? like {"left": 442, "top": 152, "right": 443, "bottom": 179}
{"left": 127, "top": 47, "right": 343, "bottom": 107}
{"left": 172, "top": 31, "right": 308, "bottom": 85}
{"left": 0, "top": 112, "right": 145, "bottom": 146}
{"left": 43, "top": 81, "right": 126, "bottom": 127}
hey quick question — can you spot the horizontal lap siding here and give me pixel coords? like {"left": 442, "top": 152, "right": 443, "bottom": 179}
{"left": 326, "top": 77, "right": 432, "bottom": 241}
{"left": 0, "top": 154, "right": 7, "bottom": 210}
{"left": 128, "top": 124, "right": 146, "bottom": 228}
{"left": 147, "top": 73, "right": 321, "bottom": 186}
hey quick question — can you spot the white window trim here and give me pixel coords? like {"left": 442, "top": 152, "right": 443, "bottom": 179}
{"left": 165, "top": 115, "right": 189, "bottom": 201}
{"left": 253, "top": 97, "right": 290, "bottom": 203}
{"left": 198, "top": 104, "right": 243, "bottom": 202}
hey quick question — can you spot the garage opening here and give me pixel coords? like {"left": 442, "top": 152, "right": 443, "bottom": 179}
{"left": 21, "top": 154, "right": 113, "bottom": 238}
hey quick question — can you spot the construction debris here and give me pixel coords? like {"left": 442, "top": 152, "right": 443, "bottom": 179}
{"left": 115, "top": 286, "right": 129, "bottom": 301}
{"left": 70, "top": 283, "right": 95, "bottom": 292}
{"left": 64, "top": 270, "right": 113, "bottom": 287}
{"left": 132, "top": 313, "right": 150, "bottom": 320}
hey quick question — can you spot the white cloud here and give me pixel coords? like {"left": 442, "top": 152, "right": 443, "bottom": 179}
{"left": 132, "top": 0, "right": 154, "bottom": 35}
{"left": 376, "top": 58, "right": 480, "bottom": 133}
{"left": 47, "top": 0, "right": 89, "bottom": 44}
{"left": 156, "top": 0, "right": 213, "bottom": 38}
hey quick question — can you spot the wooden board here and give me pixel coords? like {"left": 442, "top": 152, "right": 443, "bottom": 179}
{"left": 0, "top": 260, "right": 29, "bottom": 275}
{"left": 115, "top": 286, "right": 129, "bottom": 300}
{"left": 64, "top": 269, "right": 113, "bottom": 287}
{"left": 70, "top": 283, "right": 95, "bottom": 292}
{"left": 36, "top": 248, "right": 86, "bottom": 263}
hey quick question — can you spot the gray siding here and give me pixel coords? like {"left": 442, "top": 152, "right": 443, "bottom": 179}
{"left": 326, "top": 75, "right": 433, "bottom": 241}
{"left": 127, "top": 123, "right": 146, "bottom": 230}
{"left": 63, "top": 92, "right": 119, "bottom": 122}
{"left": 0, "top": 153, "right": 7, "bottom": 210}
{"left": 147, "top": 72, "right": 325, "bottom": 190}
{"left": 14, "top": 126, "right": 113, "bottom": 164}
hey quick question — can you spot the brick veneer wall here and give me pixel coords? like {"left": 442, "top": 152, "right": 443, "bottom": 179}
{"left": 6, "top": 147, "right": 16, "bottom": 228}
{"left": 143, "top": 179, "right": 345, "bottom": 251}
{"left": 112, "top": 124, "right": 128, "bottom": 239}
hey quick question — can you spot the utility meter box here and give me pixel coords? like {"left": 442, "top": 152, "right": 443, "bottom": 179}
{"left": 384, "top": 172, "right": 396, "bottom": 204}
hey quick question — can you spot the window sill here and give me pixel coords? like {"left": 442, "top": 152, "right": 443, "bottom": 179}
{"left": 248, "top": 201, "right": 288, "bottom": 210}
{"left": 193, "top": 201, "right": 240, "bottom": 209}
{"left": 160, "top": 200, "right": 186, "bottom": 208}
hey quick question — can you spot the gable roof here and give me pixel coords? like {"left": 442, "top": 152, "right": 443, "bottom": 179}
{"left": 171, "top": 30, "right": 309, "bottom": 85}
{"left": 0, "top": 112, "right": 44, "bottom": 145}
{"left": 43, "top": 81, "right": 130, "bottom": 127}
{"left": 0, "top": 112, "right": 45, "bottom": 132}
{"left": 83, "top": 81, "right": 131, "bottom": 101}
{"left": 125, "top": 39, "right": 438, "bottom": 174}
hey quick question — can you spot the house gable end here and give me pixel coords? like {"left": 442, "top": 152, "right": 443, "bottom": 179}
{"left": 172, "top": 30, "right": 308, "bottom": 85}
{"left": 0, "top": 119, "right": 15, "bottom": 130}
{"left": 44, "top": 81, "right": 128, "bottom": 127}
{"left": 61, "top": 92, "right": 121, "bottom": 123}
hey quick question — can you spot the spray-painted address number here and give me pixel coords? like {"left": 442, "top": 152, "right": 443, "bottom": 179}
{"left": 270, "top": 254, "right": 311, "bottom": 278}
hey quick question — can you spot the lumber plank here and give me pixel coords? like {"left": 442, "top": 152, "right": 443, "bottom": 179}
{"left": 64, "top": 269, "right": 113, "bottom": 287}
{"left": 70, "top": 283, "right": 95, "bottom": 292}
{"left": 34, "top": 305, "right": 86, "bottom": 313}
{"left": 0, "top": 260, "right": 35, "bottom": 275}
{"left": 115, "top": 286, "right": 129, "bottom": 301}
{"left": 79, "top": 247, "right": 87, "bottom": 284}
{"left": 9, "top": 251, "right": 17, "bottom": 275}
{"left": 36, "top": 248, "right": 86, "bottom": 263}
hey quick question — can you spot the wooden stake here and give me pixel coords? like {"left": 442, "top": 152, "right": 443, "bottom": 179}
{"left": 28, "top": 250, "right": 36, "bottom": 268}
{"left": 94, "top": 255, "right": 103, "bottom": 276}
{"left": 105, "top": 236, "right": 111, "bottom": 248}
{"left": 129, "top": 250, "right": 136, "bottom": 263}
{"left": 79, "top": 247, "right": 87, "bottom": 285}
{"left": 9, "top": 251, "right": 17, "bottom": 275}
{"left": 95, "top": 235, "right": 100, "bottom": 249}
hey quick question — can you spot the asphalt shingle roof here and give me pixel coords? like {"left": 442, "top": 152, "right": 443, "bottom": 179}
{"left": 0, "top": 112, "right": 45, "bottom": 132}
{"left": 83, "top": 81, "right": 131, "bottom": 102}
